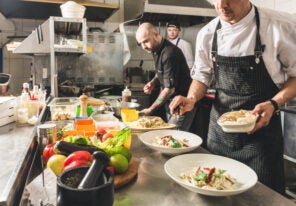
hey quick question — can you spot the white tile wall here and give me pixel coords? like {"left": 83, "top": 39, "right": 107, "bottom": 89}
{"left": 252, "top": 0, "right": 296, "bottom": 14}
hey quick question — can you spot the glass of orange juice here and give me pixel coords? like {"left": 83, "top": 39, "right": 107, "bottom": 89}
{"left": 121, "top": 108, "right": 139, "bottom": 123}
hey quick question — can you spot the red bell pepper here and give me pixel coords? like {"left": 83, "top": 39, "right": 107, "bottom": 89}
{"left": 63, "top": 150, "right": 93, "bottom": 171}
{"left": 43, "top": 144, "right": 55, "bottom": 163}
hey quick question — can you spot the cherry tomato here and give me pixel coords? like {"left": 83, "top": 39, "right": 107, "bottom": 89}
{"left": 102, "top": 133, "right": 113, "bottom": 142}
{"left": 42, "top": 144, "right": 55, "bottom": 163}
{"left": 97, "top": 128, "right": 107, "bottom": 135}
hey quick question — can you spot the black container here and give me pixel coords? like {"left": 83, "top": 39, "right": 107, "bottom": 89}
{"left": 57, "top": 166, "right": 114, "bottom": 206}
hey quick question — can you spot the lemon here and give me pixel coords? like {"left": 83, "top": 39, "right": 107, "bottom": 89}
{"left": 47, "top": 154, "right": 67, "bottom": 176}
{"left": 110, "top": 154, "right": 129, "bottom": 174}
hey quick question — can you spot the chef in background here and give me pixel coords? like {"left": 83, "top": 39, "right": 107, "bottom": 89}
{"left": 169, "top": 0, "right": 296, "bottom": 194}
{"left": 166, "top": 20, "right": 194, "bottom": 70}
{"left": 136, "top": 22, "right": 194, "bottom": 131}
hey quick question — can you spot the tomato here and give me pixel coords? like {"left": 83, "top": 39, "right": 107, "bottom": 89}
{"left": 96, "top": 128, "right": 107, "bottom": 141}
{"left": 43, "top": 144, "right": 55, "bottom": 163}
{"left": 102, "top": 133, "right": 113, "bottom": 142}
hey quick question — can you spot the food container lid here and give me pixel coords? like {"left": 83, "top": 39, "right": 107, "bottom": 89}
{"left": 48, "top": 97, "right": 79, "bottom": 106}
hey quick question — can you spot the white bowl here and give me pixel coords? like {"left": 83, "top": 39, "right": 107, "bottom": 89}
{"left": 60, "top": 1, "right": 86, "bottom": 18}
{"left": 139, "top": 130, "right": 203, "bottom": 155}
{"left": 217, "top": 110, "right": 258, "bottom": 133}
{"left": 164, "top": 153, "right": 258, "bottom": 196}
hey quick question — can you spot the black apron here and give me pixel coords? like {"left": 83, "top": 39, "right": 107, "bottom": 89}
{"left": 207, "top": 6, "right": 285, "bottom": 194}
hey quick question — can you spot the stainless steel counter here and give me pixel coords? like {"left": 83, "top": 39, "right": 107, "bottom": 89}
{"left": 115, "top": 133, "right": 296, "bottom": 206}
{"left": 0, "top": 123, "right": 36, "bottom": 206}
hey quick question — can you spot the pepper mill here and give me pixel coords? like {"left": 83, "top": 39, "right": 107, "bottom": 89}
{"left": 79, "top": 93, "right": 88, "bottom": 117}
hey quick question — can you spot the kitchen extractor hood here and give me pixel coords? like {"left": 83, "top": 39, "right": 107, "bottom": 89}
{"left": 0, "top": 13, "right": 15, "bottom": 48}
{"left": 124, "top": 0, "right": 216, "bottom": 26}
{"left": 0, "top": 0, "right": 119, "bottom": 22}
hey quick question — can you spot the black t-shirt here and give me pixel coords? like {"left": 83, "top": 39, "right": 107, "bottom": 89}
{"left": 153, "top": 39, "right": 192, "bottom": 97}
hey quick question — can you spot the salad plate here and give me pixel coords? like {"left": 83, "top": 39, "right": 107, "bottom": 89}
{"left": 164, "top": 153, "right": 258, "bottom": 196}
{"left": 139, "top": 130, "right": 202, "bottom": 155}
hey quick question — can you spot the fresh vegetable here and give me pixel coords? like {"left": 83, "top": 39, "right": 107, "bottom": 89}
{"left": 54, "top": 140, "right": 104, "bottom": 156}
{"left": 97, "top": 127, "right": 131, "bottom": 149}
{"left": 64, "top": 135, "right": 89, "bottom": 145}
{"left": 42, "top": 144, "right": 55, "bottom": 163}
{"left": 97, "top": 128, "right": 107, "bottom": 139}
{"left": 104, "top": 146, "right": 132, "bottom": 162}
{"left": 102, "top": 132, "right": 113, "bottom": 142}
{"left": 47, "top": 154, "right": 67, "bottom": 176}
{"left": 110, "top": 154, "right": 129, "bottom": 174}
{"left": 63, "top": 151, "right": 93, "bottom": 171}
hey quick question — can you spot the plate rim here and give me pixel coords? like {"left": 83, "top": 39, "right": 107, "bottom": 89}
{"left": 139, "top": 129, "right": 203, "bottom": 154}
{"left": 164, "top": 153, "right": 258, "bottom": 196}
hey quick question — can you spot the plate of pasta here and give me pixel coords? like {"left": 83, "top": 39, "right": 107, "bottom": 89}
{"left": 126, "top": 116, "right": 176, "bottom": 132}
{"left": 164, "top": 154, "right": 258, "bottom": 196}
{"left": 139, "top": 130, "right": 202, "bottom": 155}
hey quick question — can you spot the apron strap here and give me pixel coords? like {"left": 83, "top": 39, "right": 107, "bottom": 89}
{"left": 211, "top": 5, "right": 266, "bottom": 65}
{"left": 254, "top": 6, "right": 265, "bottom": 64}
{"left": 175, "top": 38, "right": 181, "bottom": 47}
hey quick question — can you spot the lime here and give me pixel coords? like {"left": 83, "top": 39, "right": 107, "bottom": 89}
{"left": 72, "top": 136, "right": 88, "bottom": 145}
{"left": 116, "top": 147, "right": 132, "bottom": 162}
{"left": 110, "top": 154, "right": 129, "bottom": 174}
{"left": 106, "top": 146, "right": 132, "bottom": 162}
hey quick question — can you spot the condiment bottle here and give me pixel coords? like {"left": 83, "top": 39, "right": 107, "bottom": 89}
{"left": 79, "top": 93, "right": 88, "bottom": 117}
{"left": 122, "top": 86, "right": 131, "bottom": 102}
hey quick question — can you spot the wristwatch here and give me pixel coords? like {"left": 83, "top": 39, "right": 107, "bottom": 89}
{"left": 269, "top": 99, "right": 280, "bottom": 114}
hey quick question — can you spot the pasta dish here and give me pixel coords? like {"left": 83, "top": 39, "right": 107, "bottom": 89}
{"left": 135, "top": 117, "right": 170, "bottom": 128}
{"left": 180, "top": 166, "right": 237, "bottom": 190}
{"left": 218, "top": 110, "right": 257, "bottom": 124}
{"left": 153, "top": 135, "right": 188, "bottom": 148}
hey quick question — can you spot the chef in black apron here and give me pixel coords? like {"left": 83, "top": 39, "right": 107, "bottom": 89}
{"left": 169, "top": 2, "right": 296, "bottom": 194}
{"left": 207, "top": 6, "right": 284, "bottom": 193}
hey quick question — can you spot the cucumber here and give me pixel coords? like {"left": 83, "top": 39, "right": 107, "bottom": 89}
{"left": 54, "top": 140, "right": 104, "bottom": 156}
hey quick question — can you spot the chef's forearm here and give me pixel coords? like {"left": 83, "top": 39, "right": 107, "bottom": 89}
{"left": 187, "top": 80, "right": 208, "bottom": 104}
{"left": 272, "top": 77, "right": 296, "bottom": 106}
{"left": 149, "top": 87, "right": 174, "bottom": 112}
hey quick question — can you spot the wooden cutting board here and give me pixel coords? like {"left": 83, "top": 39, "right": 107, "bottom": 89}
{"left": 114, "top": 158, "right": 138, "bottom": 189}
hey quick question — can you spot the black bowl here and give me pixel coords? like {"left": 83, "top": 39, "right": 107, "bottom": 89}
{"left": 57, "top": 166, "right": 114, "bottom": 206}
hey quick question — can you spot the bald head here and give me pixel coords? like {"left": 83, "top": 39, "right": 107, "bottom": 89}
{"left": 136, "top": 22, "right": 162, "bottom": 53}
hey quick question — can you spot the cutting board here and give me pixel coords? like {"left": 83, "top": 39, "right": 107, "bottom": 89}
{"left": 114, "top": 158, "right": 138, "bottom": 189}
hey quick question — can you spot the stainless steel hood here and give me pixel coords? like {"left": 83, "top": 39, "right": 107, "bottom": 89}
{"left": 124, "top": 0, "right": 216, "bottom": 26}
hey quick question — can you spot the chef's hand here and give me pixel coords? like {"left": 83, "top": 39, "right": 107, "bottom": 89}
{"left": 248, "top": 101, "right": 276, "bottom": 134}
{"left": 141, "top": 108, "right": 152, "bottom": 116}
{"left": 143, "top": 81, "right": 155, "bottom": 94}
{"left": 169, "top": 95, "right": 195, "bottom": 115}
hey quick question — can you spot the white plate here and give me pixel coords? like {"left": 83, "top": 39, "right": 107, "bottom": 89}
{"left": 164, "top": 154, "right": 258, "bottom": 196}
{"left": 139, "top": 130, "right": 202, "bottom": 155}
{"left": 217, "top": 110, "right": 258, "bottom": 133}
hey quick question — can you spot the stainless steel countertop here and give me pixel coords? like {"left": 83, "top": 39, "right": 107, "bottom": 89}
{"left": 115, "top": 133, "right": 296, "bottom": 206}
{"left": 0, "top": 123, "right": 36, "bottom": 206}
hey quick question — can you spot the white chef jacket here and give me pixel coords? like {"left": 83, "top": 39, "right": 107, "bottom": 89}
{"left": 170, "top": 38, "right": 194, "bottom": 69}
{"left": 191, "top": 5, "right": 296, "bottom": 88}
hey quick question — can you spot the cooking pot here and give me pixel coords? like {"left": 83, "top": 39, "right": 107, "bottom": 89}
{"left": 57, "top": 166, "right": 114, "bottom": 206}
{"left": 59, "top": 85, "right": 80, "bottom": 96}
